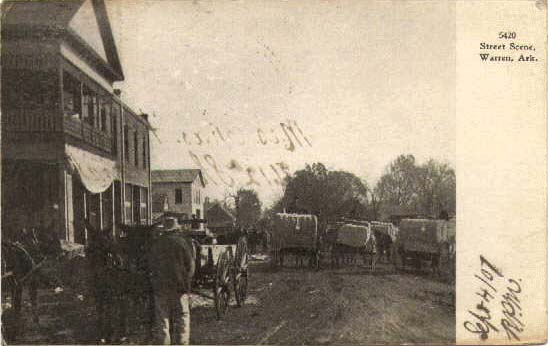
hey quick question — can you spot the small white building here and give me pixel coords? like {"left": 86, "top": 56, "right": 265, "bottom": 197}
{"left": 151, "top": 169, "right": 206, "bottom": 220}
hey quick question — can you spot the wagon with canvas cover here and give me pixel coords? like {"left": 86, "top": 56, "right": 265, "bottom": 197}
{"left": 270, "top": 213, "right": 320, "bottom": 269}
{"left": 327, "top": 221, "right": 377, "bottom": 269}
{"left": 395, "top": 218, "right": 455, "bottom": 275}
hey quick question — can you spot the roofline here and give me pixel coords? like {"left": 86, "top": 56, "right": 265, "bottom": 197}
{"left": 65, "top": 28, "right": 124, "bottom": 82}
{"left": 120, "top": 101, "right": 152, "bottom": 128}
{"left": 208, "top": 203, "right": 236, "bottom": 220}
{"left": 92, "top": 0, "right": 124, "bottom": 79}
{"left": 151, "top": 169, "right": 206, "bottom": 186}
{"left": 151, "top": 180, "right": 194, "bottom": 184}
{"left": 197, "top": 171, "right": 206, "bottom": 187}
{"left": 1, "top": 0, "right": 124, "bottom": 82}
{"left": 1, "top": 23, "right": 124, "bottom": 83}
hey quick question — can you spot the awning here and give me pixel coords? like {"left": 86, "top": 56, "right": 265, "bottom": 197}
{"left": 65, "top": 144, "right": 116, "bottom": 194}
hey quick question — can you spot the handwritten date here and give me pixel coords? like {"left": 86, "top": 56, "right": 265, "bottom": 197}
{"left": 464, "top": 255, "right": 524, "bottom": 341}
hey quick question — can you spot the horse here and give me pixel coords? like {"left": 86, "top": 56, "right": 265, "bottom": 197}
{"left": 276, "top": 247, "right": 318, "bottom": 269}
{"left": 1, "top": 224, "right": 63, "bottom": 342}
{"left": 372, "top": 229, "right": 393, "bottom": 264}
{"left": 85, "top": 220, "right": 146, "bottom": 344}
{"left": 98, "top": 224, "right": 198, "bottom": 344}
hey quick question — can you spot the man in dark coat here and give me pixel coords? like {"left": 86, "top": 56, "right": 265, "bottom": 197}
{"left": 147, "top": 217, "right": 195, "bottom": 345}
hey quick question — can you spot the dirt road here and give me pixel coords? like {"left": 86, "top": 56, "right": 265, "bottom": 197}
{"left": 8, "top": 259, "right": 454, "bottom": 345}
{"left": 191, "top": 260, "right": 455, "bottom": 345}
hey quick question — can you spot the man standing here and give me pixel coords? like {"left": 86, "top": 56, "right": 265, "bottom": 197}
{"left": 147, "top": 217, "right": 195, "bottom": 345}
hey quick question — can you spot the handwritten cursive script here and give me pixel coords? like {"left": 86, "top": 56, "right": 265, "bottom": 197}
{"left": 180, "top": 119, "right": 312, "bottom": 153}
{"left": 188, "top": 150, "right": 291, "bottom": 188}
{"left": 464, "top": 255, "right": 524, "bottom": 341}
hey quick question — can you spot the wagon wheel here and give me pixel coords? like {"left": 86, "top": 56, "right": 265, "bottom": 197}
{"left": 234, "top": 270, "right": 248, "bottom": 307}
{"left": 214, "top": 250, "right": 231, "bottom": 320}
{"left": 234, "top": 237, "right": 249, "bottom": 307}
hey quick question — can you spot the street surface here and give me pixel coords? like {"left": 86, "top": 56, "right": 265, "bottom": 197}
{"left": 8, "top": 258, "right": 454, "bottom": 345}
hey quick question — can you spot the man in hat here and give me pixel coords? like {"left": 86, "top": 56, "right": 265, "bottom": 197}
{"left": 147, "top": 217, "right": 195, "bottom": 345}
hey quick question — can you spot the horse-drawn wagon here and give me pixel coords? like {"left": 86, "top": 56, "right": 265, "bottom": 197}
{"left": 394, "top": 218, "right": 455, "bottom": 276}
{"left": 120, "top": 219, "right": 249, "bottom": 321}
{"left": 189, "top": 228, "right": 249, "bottom": 319}
{"left": 269, "top": 213, "right": 320, "bottom": 269}
{"left": 325, "top": 220, "right": 377, "bottom": 269}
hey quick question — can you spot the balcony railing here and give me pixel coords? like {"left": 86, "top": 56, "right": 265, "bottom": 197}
{"left": 2, "top": 108, "right": 113, "bottom": 154}
{"left": 2, "top": 108, "right": 61, "bottom": 132}
{"left": 63, "top": 117, "right": 113, "bottom": 154}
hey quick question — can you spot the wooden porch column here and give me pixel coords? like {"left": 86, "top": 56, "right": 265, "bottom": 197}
{"left": 58, "top": 164, "right": 69, "bottom": 241}
{"left": 83, "top": 190, "right": 88, "bottom": 243}
{"left": 65, "top": 172, "right": 75, "bottom": 243}
{"left": 99, "top": 191, "right": 104, "bottom": 231}
{"left": 111, "top": 183, "right": 116, "bottom": 237}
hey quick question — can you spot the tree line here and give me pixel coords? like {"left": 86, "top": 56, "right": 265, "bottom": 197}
{"left": 209, "top": 154, "right": 455, "bottom": 230}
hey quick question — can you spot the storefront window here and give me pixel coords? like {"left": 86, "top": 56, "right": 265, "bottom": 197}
{"left": 102, "top": 185, "right": 113, "bottom": 231}
{"left": 133, "top": 185, "right": 140, "bottom": 224}
{"left": 124, "top": 183, "right": 132, "bottom": 225}
{"left": 140, "top": 187, "right": 148, "bottom": 224}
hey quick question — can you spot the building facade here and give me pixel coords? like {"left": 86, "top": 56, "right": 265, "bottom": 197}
{"left": 1, "top": 0, "right": 152, "bottom": 244}
{"left": 151, "top": 169, "right": 206, "bottom": 221}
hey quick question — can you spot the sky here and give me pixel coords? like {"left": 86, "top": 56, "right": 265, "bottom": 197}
{"left": 106, "top": 0, "right": 456, "bottom": 206}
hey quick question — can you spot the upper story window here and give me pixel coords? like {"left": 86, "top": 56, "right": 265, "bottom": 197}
{"left": 100, "top": 98, "right": 111, "bottom": 133}
{"left": 124, "top": 125, "right": 130, "bottom": 162}
{"left": 142, "top": 135, "right": 147, "bottom": 169}
{"left": 63, "top": 71, "right": 82, "bottom": 121}
{"left": 175, "top": 188, "right": 183, "bottom": 204}
{"left": 134, "top": 130, "right": 139, "bottom": 166}
{"left": 112, "top": 104, "right": 120, "bottom": 154}
{"left": 82, "top": 85, "right": 97, "bottom": 127}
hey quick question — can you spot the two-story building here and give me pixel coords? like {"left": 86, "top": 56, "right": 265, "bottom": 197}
{"left": 1, "top": 0, "right": 152, "bottom": 244}
{"left": 151, "top": 169, "right": 206, "bottom": 222}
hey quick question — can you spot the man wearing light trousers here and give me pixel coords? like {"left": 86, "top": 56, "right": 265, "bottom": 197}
{"left": 147, "top": 218, "right": 195, "bottom": 345}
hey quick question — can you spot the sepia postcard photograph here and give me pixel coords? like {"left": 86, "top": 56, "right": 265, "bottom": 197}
{"left": 0, "top": 0, "right": 545, "bottom": 345}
